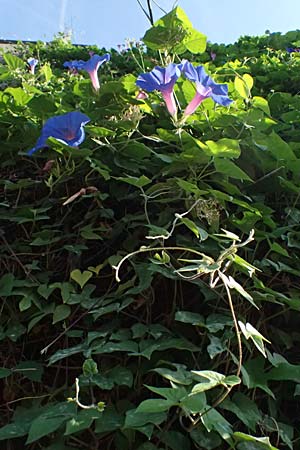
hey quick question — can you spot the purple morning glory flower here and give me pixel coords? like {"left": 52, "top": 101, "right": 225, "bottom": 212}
{"left": 63, "top": 54, "right": 110, "bottom": 90}
{"left": 28, "top": 111, "right": 90, "bottom": 155}
{"left": 27, "top": 57, "right": 38, "bottom": 74}
{"left": 63, "top": 59, "right": 85, "bottom": 70}
{"left": 181, "top": 61, "right": 232, "bottom": 116}
{"left": 286, "top": 47, "right": 300, "bottom": 53}
{"left": 136, "top": 63, "right": 181, "bottom": 117}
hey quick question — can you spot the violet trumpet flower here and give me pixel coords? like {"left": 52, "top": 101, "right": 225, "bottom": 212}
{"left": 181, "top": 61, "right": 232, "bottom": 117}
{"left": 27, "top": 57, "right": 38, "bottom": 74}
{"left": 136, "top": 63, "right": 181, "bottom": 117}
{"left": 286, "top": 47, "right": 300, "bottom": 53}
{"left": 28, "top": 111, "right": 90, "bottom": 155}
{"left": 63, "top": 54, "right": 110, "bottom": 90}
{"left": 63, "top": 59, "right": 85, "bottom": 70}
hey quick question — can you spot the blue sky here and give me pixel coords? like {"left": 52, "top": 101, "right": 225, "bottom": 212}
{"left": 1, "top": 0, "right": 300, "bottom": 48}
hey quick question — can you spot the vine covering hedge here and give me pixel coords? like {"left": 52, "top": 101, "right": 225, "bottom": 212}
{"left": 1, "top": 6, "right": 300, "bottom": 450}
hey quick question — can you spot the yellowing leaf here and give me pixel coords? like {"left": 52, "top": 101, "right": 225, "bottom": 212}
{"left": 234, "top": 74, "right": 253, "bottom": 99}
{"left": 70, "top": 269, "right": 93, "bottom": 289}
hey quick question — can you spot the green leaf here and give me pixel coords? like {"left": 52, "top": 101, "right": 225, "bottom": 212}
{"left": 202, "top": 408, "right": 233, "bottom": 440}
{"left": 145, "top": 224, "right": 170, "bottom": 238}
{"left": 40, "top": 63, "right": 52, "bottom": 82}
{"left": 158, "top": 430, "right": 191, "bottom": 450}
{"left": 227, "top": 276, "right": 258, "bottom": 308}
{"left": 152, "top": 251, "right": 171, "bottom": 264}
{"left": 116, "top": 175, "right": 151, "bottom": 187}
{"left": 179, "top": 217, "right": 200, "bottom": 238}
{"left": 122, "top": 142, "right": 151, "bottom": 159}
{"left": 242, "top": 357, "right": 274, "bottom": 398}
{"left": 254, "top": 131, "right": 296, "bottom": 162}
{"left": 142, "top": 6, "right": 206, "bottom": 54}
{"left": 6, "top": 87, "right": 33, "bottom": 106}
{"left": 214, "top": 158, "right": 252, "bottom": 181}
{"left": 136, "top": 399, "right": 176, "bottom": 413}
{"left": 6, "top": 323, "right": 26, "bottom": 342}
{"left": 191, "top": 370, "right": 228, "bottom": 393}
{"left": 153, "top": 364, "right": 193, "bottom": 385}
{"left": 239, "top": 321, "right": 270, "bottom": 357}
{"left": 38, "top": 284, "right": 56, "bottom": 299}
{"left": 0, "top": 422, "right": 29, "bottom": 440}
{"left": 207, "top": 335, "right": 226, "bottom": 359}
{"left": 108, "top": 366, "right": 133, "bottom": 387}
{"left": 70, "top": 269, "right": 93, "bottom": 289}
{"left": 221, "top": 393, "right": 262, "bottom": 431}
{"left": 192, "top": 370, "right": 225, "bottom": 383}
{"left": 145, "top": 385, "right": 187, "bottom": 402}
{"left": 180, "top": 392, "right": 206, "bottom": 414}
{"left": 176, "top": 178, "right": 206, "bottom": 195}
{"left": 138, "top": 444, "right": 164, "bottom": 450}
{"left": 83, "top": 358, "right": 98, "bottom": 376}
{"left": 88, "top": 373, "right": 114, "bottom": 390}
{"left": 205, "top": 138, "right": 241, "bottom": 158}
{"left": 94, "top": 407, "right": 124, "bottom": 433}
{"left": 234, "top": 432, "right": 279, "bottom": 450}
{"left": 26, "top": 417, "right": 66, "bottom": 444}
{"left": 52, "top": 305, "right": 71, "bottom": 324}
{"left": 184, "top": 28, "right": 207, "bottom": 53}
{"left": 93, "top": 339, "right": 138, "bottom": 355}
{"left": 3, "top": 53, "right": 25, "bottom": 70}
{"left": 252, "top": 96, "right": 271, "bottom": 115}
{"left": 124, "top": 409, "right": 166, "bottom": 428}
{"left": 223, "top": 375, "right": 241, "bottom": 387}
{"left": 26, "top": 402, "right": 76, "bottom": 443}
{"left": 65, "top": 409, "right": 102, "bottom": 435}
{"left": 15, "top": 361, "right": 43, "bottom": 382}
{"left": 19, "top": 296, "right": 32, "bottom": 311}
{"left": 268, "top": 361, "right": 300, "bottom": 382}
{"left": 234, "top": 74, "right": 253, "bottom": 99}
{"left": 190, "top": 426, "right": 221, "bottom": 450}
{"left": 0, "top": 273, "right": 14, "bottom": 296}
{"left": 175, "top": 311, "right": 205, "bottom": 326}
{"left": 206, "top": 314, "right": 233, "bottom": 332}
{"left": 137, "top": 336, "right": 199, "bottom": 359}
{"left": 48, "top": 343, "right": 89, "bottom": 365}
{"left": 0, "top": 368, "right": 11, "bottom": 378}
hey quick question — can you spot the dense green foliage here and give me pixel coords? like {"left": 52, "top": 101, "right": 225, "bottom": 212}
{"left": 1, "top": 6, "right": 300, "bottom": 449}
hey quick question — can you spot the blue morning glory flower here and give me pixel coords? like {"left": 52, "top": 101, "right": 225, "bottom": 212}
{"left": 136, "top": 63, "right": 181, "bottom": 117}
{"left": 63, "top": 59, "right": 85, "bottom": 71}
{"left": 286, "top": 47, "right": 300, "bottom": 53}
{"left": 63, "top": 54, "right": 110, "bottom": 90}
{"left": 28, "top": 111, "right": 91, "bottom": 155}
{"left": 181, "top": 61, "right": 232, "bottom": 116}
{"left": 27, "top": 57, "right": 39, "bottom": 74}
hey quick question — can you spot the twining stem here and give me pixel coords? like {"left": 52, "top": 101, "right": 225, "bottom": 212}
{"left": 69, "top": 378, "right": 104, "bottom": 411}
{"left": 113, "top": 246, "right": 210, "bottom": 282}
{"left": 218, "top": 271, "right": 243, "bottom": 377}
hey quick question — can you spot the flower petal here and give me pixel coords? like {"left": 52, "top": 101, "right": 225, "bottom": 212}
{"left": 83, "top": 54, "right": 110, "bottom": 74}
{"left": 136, "top": 63, "right": 181, "bottom": 93}
{"left": 27, "top": 112, "right": 90, "bottom": 155}
{"left": 182, "top": 61, "right": 232, "bottom": 110}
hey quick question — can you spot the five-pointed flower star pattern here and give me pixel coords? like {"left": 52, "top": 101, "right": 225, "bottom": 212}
{"left": 28, "top": 111, "right": 91, "bottom": 155}
{"left": 63, "top": 54, "right": 110, "bottom": 90}
{"left": 136, "top": 63, "right": 181, "bottom": 116}
{"left": 181, "top": 61, "right": 233, "bottom": 116}
{"left": 27, "top": 57, "right": 39, "bottom": 74}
